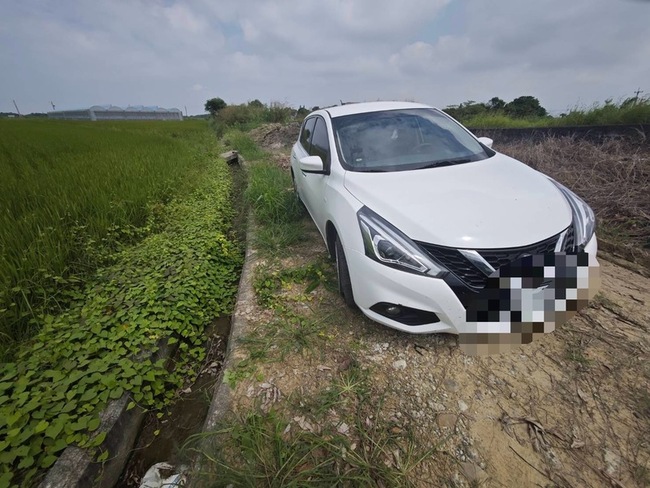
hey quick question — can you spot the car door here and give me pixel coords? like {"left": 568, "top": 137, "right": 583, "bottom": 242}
{"left": 298, "top": 116, "right": 331, "bottom": 234}
{"left": 292, "top": 116, "right": 315, "bottom": 194}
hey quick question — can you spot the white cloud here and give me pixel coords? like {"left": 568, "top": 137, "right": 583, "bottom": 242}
{"left": 1, "top": 0, "right": 648, "bottom": 114}
{"left": 162, "top": 3, "right": 208, "bottom": 33}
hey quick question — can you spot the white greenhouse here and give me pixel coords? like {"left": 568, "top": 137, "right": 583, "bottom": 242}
{"left": 48, "top": 105, "right": 183, "bottom": 121}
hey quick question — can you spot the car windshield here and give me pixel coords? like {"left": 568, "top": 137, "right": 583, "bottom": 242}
{"left": 332, "top": 108, "right": 491, "bottom": 172}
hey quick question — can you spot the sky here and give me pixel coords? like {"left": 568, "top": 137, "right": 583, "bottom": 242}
{"left": 1, "top": 0, "right": 649, "bottom": 116}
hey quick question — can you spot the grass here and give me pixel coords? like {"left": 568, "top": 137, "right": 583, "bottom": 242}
{"left": 221, "top": 128, "right": 306, "bottom": 254}
{"left": 0, "top": 119, "right": 214, "bottom": 351}
{"left": 245, "top": 162, "right": 303, "bottom": 225}
{"left": 462, "top": 97, "right": 650, "bottom": 128}
{"left": 189, "top": 365, "right": 436, "bottom": 487}
{"left": 223, "top": 129, "right": 269, "bottom": 161}
{"left": 255, "top": 221, "right": 306, "bottom": 253}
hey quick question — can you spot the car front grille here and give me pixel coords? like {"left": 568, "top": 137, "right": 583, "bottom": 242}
{"left": 416, "top": 226, "right": 574, "bottom": 290}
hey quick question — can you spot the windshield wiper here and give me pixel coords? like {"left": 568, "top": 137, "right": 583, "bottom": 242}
{"left": 417, "top": 158, "right": 473, "bottom": 169}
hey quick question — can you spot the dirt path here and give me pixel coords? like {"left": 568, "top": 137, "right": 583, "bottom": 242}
{"left": 225, "top": 217, "right": 648, "bottom": 487}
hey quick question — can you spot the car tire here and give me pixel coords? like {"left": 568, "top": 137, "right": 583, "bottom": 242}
{"left": 335, "top": 237, "right": 356, "bottom": 308}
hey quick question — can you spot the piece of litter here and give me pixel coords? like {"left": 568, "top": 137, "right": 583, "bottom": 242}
{"left": 139, "top": 462, "right": 186, "bottom": 488}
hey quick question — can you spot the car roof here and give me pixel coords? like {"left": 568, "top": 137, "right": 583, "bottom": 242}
{"left": 321, "top": 101, "right": 435, "bottom": 119}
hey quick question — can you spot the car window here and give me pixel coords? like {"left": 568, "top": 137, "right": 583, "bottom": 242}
{"left": 309, "top": 117, "right": 331, "bottom": 168}
{"left": 332, "top": 108, "right": 490, "bottom": 172}
{"left": 300, "top": 117, "right": 316, "bottom": 151}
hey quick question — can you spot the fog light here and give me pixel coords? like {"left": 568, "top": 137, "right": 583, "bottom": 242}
{"left": 370, "top": 302, "right": 440, "bottom": 326}
{"left": 385, "top": 305, "right": 401, "bottom": 317}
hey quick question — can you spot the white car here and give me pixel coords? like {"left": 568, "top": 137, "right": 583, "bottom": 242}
{"left": 290, "top": 101, "right": 599, "bottom": 347}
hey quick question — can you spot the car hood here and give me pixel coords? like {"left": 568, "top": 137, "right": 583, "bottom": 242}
{"left": 343, "top": 153, "right": 572, "bottom": 249}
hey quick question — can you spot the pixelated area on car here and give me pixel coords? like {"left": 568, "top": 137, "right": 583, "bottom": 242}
{"left": 461, "top": 252, "right": 600, "bottom": 355}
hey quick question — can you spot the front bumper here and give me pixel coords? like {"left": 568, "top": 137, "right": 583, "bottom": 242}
{"left": 346, "top": 233, "right": 600, "bottom": 336}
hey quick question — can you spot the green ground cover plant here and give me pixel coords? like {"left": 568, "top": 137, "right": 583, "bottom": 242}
{"left": 0, "top": 123, "right": 243, "bottom": 487}
{"left": 0, "top": 119, "right": 215, "bottom": 353}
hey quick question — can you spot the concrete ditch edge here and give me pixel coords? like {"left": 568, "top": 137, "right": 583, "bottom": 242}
{"left": 201, "top": 216, "right": 255, "bottom": 432}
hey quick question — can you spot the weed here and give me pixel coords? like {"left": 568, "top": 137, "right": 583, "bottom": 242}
{"left": 460, "top": 96, "right": 650, "bottom": 128}
{"left": 497, "top": 137, "right": 650, "bottom": 267}
{"left": 245, "top": 161, "right": 304, "bottom": 225}
{"left": 223, "top": 130, "right": 268, "bottom": 161}
{"left": 254, "top": 221, "right": 306, "bottom": 254}
{"left": 189, "top": 374, "right": 436, "bottom": 487}
{"left": 565, "top": 340, "right": 592, "bottom": 366}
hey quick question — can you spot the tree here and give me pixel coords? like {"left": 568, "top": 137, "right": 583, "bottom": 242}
{"left": 443, "top": 100, "right": 488, "bottom": 121}
{"left": 504, "top": 96, "right": 547, "bottom": 118}
{"left": 204, "top": 97, "right": 227, "bottom": 115}
{"left": 248, "top": 99, "right": 264, "bottom": 108}
{"left": 487, "top": 97, "right": 506, "bottom": 111}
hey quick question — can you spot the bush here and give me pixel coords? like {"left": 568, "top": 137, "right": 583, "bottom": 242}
{"left": 212, "top": 102, "right": 294, "bottom": 136}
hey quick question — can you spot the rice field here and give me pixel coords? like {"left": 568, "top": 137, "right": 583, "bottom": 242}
{"left": 0, "top": 119, "right": 214, "bottom": 349}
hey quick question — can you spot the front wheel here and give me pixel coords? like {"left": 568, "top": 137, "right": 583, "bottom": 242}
{"left": 335, "top": 237, "right": 356, "bottom": 308}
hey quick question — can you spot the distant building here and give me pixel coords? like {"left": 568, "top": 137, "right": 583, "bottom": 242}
{"left": 47, "top": 105, "right": 183, "bottom": 121}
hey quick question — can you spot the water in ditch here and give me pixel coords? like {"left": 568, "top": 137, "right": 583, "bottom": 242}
{"left": 117, "top": 316, "right": 231, "bottom": 487}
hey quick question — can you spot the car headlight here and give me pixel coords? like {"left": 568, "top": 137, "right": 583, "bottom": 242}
{"left": 550, "top": 179, "right": 596, "bottom": 249}
{"left": 357, "top": 207, "right": 447, "bottom": 277}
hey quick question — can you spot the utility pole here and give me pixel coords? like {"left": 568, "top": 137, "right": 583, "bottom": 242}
{"left": 184, "top": 105, "right": 187, "bottom": 117}
{"left": 12, "top": 99, "right": 21, "bottom": 116}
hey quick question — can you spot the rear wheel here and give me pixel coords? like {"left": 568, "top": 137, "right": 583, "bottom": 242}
{"left": 335, "top": 237, "right": 356, "bottom": 308}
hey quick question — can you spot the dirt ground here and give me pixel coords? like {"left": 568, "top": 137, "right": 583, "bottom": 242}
{"left": 224, "top": 130, "right": 649, "bottom": 487}
{"left": 230, "top": 222, "right": 649, "bottom": 487}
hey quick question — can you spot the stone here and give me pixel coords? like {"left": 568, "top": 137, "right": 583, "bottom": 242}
{"left": 443, "top": 379, "right": 459, "bottom": 392}
{"left": 437, "top": 413, "right": 457, "bottom": 429}
{"left": 460, "top": 461, "right": 487, "bottom": 483}
{"left": 392, "top": 359, "right": 407, "bottom": 370}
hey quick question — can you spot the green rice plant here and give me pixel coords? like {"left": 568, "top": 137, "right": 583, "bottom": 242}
{"left": 0, "top": 119, "right": 213, "bottom": 352}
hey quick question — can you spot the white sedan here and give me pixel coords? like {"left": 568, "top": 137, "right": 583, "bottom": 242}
{"left": 290, "top": 101, "right": 599, "bottom": 352}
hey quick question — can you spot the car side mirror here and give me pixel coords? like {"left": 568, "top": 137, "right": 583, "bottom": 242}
{"left": 477, "top": 137, "right": 493, "bottom": 149}
{"left": 299, "top": 155, "right": 325, "bottom": 173}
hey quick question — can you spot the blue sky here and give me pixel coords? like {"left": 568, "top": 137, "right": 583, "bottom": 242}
{"left": 1, "top": 0, "right": 648, "bottom": 115}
